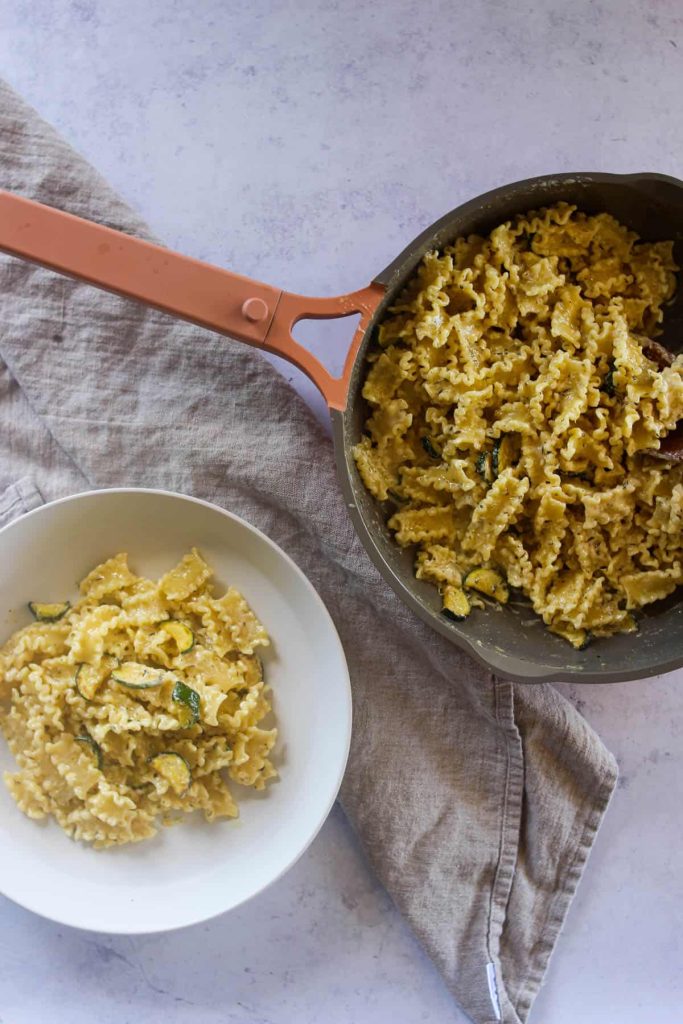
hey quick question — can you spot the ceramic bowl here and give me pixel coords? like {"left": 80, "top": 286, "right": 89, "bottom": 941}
{"left": 0, "top": 488, "right": 351, "bottom": 933}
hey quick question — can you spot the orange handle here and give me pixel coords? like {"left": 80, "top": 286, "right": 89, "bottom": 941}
{"left": 0, "top": 191, "right": 384, "bottom": 410}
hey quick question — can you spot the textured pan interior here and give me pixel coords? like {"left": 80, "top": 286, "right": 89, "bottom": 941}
{"left": 334, "top": 172, "right": 683, "bottom": 683}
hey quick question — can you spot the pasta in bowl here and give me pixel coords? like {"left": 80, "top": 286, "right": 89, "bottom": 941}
{"left": 0, "top": 489, "right": 351, "bottom": 932}
{"left": 354, "top": 203, "right": 683, "bottom": 648}
{"left": 1, "top": 548, "right": 276, "bottom": 849}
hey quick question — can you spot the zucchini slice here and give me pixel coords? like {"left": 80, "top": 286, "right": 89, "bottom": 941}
{"left": 560, "top": 470, "right": 591, "bottom": 484}
{"left": 160, "top": 619, "right": 195, "bottom": 654}
{"left": 492, "top": 435, "right": 518, "bottom": 478}
{"left": 75, "top": 663, "right": 99, "bottom": 702}
{"left": 111, "top": 662, "right": 164, "bottom": 690}
{"left": 601, "top": 363, "right": 617, "bottom": 398}
{"left": 75, "top": 734, "right": 103, "bottom": 770}
{"left": 171, "top": 680, "right": 201, "bottom": 727}
{"left": 150, "top": 752, "right": 191, "bottom": 795}
{"left": 476, "top": 451, "right": 494, "bottom": 484}
{"left": 441, "top": 585, "right": 471, "bottom": 622}
{"left": 28, "top": 601, "right": 70, "bottom": 622}
{"left": 464, "top": 567, "right": 510, "bottom": 604}
{"left": 551, "top": 623, "right": 593, "bottom": 649}
{"left": 421, "top": 436, "right": 441, "bottom": 460}
{"left": 75, "top": 654, "right": 118, "bottom": 700}
{"left": 386, "top": 489, "right": 408, "bottom": 506}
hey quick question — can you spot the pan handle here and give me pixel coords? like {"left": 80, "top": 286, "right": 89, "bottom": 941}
{"left": 0, "top": 190, "right": 384, "bottom": 411}
{"left": 263, "top": 285, "right": 383, "bottom": 409}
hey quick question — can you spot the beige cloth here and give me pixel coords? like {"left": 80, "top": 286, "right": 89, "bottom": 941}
{"left": 0, "top": 80, "right": 617, "bottom": 1024}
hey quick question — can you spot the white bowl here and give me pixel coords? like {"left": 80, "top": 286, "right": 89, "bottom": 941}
{"left": 0, "top": 488, "right": 351, "bottom": 933}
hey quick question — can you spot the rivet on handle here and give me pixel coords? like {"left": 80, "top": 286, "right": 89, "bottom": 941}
{"left": 242, "top": 297, "right": 269, "bottom": 323}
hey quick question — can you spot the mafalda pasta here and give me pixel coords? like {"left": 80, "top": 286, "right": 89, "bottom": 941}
{"left": 0, "top": 550, "right": 276, "bottom": 848}
{"left": 354, "top": 203, "right": 683, "bottom": 647}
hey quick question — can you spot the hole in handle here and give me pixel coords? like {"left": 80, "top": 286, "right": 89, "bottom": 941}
{"left": 291, "top": 313, "right": 362, "bottom": 379}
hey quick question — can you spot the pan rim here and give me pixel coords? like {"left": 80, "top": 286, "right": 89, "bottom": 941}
{"left": 372, "top": 169, "right": 683, "bottom": 289}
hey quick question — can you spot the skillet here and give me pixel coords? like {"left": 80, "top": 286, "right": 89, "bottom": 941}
{"left": 1, "top": 171, "right": 682, "bottom": 682}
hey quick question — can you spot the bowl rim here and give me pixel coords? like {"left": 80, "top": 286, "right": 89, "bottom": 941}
{"left": 0, "top": 486, "right": 352, "bottom": 933}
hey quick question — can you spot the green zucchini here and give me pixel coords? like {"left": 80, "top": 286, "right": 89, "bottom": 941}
{"left": 386, "top": 489, "right": 408, "bottom": 506}
{"left": 476, "top": 451, "right": 494, "bottom": 484}
{"left": 159, "top": 619, "right": 195, "bottom": 654}
{"left": 150, "top": 752, "right": 191, "bottom": 795}
{"left": 75, "top": 733, "right": 103, "bottom": 770}
{"left": 601, "top": 363, "right": 617, "bottom": 398}
{"left": 552, "top": 624, "right": 594, "bottom": 649}
{"left": 576, "top": 631, "right": 594, "bottom": 651}
{"left": 464, "top": 567, "right": 510, "bottom": 604}
{"left": 111, "top": 662, "right": 164, "bottom": 690}
{"left": 28, "top": 601, "right": 70, "bottom": 622}
{"left": 172, "top": 680, "right": 201, "bottom": 727}
{"left": 75, "top": 663, "right": 98, "bottom": 701}
{"left": 441, "top": 585, "right": 471, "bottom": 622}
{"left": 492, "top": 435, "right": 518, "bottom": 478}
{"left": 75, "top": 654, "right": 118, "bottom": 700}
{"left": 560, "top": 470, "right": 592, "bottom": 484}
{"left": 421, "top": 437, "right": 441, "bottom": 460}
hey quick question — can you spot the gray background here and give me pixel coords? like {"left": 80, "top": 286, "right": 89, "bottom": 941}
{"left": 0, "top": 1, "right": 682, "bottom": 1022}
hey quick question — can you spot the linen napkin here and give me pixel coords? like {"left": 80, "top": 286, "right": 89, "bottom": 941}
{"left": 0, "top": 80, "right": 617, "bottom": 1024}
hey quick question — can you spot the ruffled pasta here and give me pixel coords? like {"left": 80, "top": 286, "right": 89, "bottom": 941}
{"left": 354, "top": 204, "right": 682, "bottom": 647}
{"left": 0, "top": 551, "right": 276, "bottom": 848}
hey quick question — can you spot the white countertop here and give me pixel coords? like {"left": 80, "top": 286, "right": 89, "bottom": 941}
{"left": 1, "top": 2, "right": 682, "bottom": 1021}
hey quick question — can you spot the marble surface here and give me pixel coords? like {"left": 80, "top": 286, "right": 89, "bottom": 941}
{"left": 0, "top": 1, "right": 682, "bottom": 1021}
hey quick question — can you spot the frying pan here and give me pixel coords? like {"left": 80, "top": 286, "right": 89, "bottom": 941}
{"left": 1, "top": 171, "right": 682, "bottom": 684}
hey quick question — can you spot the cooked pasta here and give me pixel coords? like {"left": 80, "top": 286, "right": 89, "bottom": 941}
{"left": 0, "top": 550, "right": 276, "bottom": 848}
{"left": 354, "top": 203, "right": 683, "bottom": 647}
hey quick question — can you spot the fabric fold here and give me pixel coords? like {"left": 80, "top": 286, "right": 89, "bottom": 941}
{"left": 0, "top": 476, "right": 43, "bottom": 526}
{"left": 0, "top": 79, "right": 617, "bottom": 1023}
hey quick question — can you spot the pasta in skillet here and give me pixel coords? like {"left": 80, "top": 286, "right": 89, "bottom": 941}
{"left": 354, "top": 203, "right": 683, "bottom": 647}
{"left": 0, "top": 550, "right": 276, "bottom": 848}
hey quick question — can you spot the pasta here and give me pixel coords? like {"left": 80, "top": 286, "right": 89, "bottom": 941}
{"left": 354, "top": 203, "right": 683, "bottom": 647}
{"left": 0, "top": 550, "right": 276, "bottom": 848}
